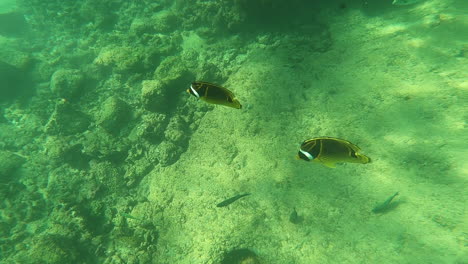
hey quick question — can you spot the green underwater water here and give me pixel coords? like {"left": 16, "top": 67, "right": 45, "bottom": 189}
{"left": 0, "top": 0, "right": 467, "bottom": 263}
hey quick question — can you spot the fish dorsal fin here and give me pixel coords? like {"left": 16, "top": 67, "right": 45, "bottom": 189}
{"left": 330, "top": 137, "right": 360, "bottom": 151}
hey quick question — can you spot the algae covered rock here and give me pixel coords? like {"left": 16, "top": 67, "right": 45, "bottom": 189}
{"left": 44, "top": 100, "right": 90, "bottom": 136}
{"left": 89, "top": 160, "right": 124, "bottom": 194}
{"left": 153, "top": 56, "right": 195, "bottom": 94}
{"left": 220, "top": 248, "right": 261, "bottom": 264}
{"left": 152, "top": 11, "right": 179, "bottom": 33}
{"left": 141, "top": 80, "right": 168, "bottom": 112}
{"left": 0, "top": 46, "right": 33, "bottom": 72}
{"left": 130, "top": 17, "right": 155, "bottom": 35}
{"left": 123, "top": 156, "right": 154, "bottom": 187}
{"left": 44, "top": 136, "right": 91, "bottom": 169}
{"left": 81, "top": 129, "right": 130, "bottom": 163}
{"left": 45, "top": 164, "right": 100, "bottom": 203}
{"left": 27, "top": 234, "right": 80, "bottom": 264}
{"left": 164, "top": 116, "right": 187, "bottom": 143}
{"left": 141, "top": 56, "right": 195, "bottom": 112}
{"left": 94, "top": 45, "right": 144, "bottom": 73}
{"left": 154, "top": 55, "right": 192, "bottom": 81}
{"left": 150, "top": 141, "right": 181, "bottom": 167}
{"left": 49, "top": 69, "right": 85, "bottom": 99}
{"left": 130, "top": 112, "right": 167, "bottom": 143}
{"left": 96, "top": 96, "right": 132, "bottom": 134}
{"left": 0, "top": 151, "right": 26, "bottom": 183}
{"left": 128, "top": 11, "right": 178, "bottom": 35}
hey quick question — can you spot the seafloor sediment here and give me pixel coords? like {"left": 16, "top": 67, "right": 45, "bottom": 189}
{"left": 0, "top": 0, "right": 466, "bottom": 263}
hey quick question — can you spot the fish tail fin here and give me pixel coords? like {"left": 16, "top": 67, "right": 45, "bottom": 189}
{"left": 358, "top": 154, "right": 371, "bottom": 164}
{"left": 233, "top": 99, "right": 242, "bottom": 109}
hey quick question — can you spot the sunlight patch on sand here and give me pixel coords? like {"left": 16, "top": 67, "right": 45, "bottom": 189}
{"left": 406, "top": 38, "right": 426, "bottom": 48}
{"left": 383, "top": 133, "right": 417, "bottom": 147}
{"left": 453, "top": 80, "right": 468, "bottom": 90}
{"left": 378, "top": 24, "right": 407, "bottom": 36}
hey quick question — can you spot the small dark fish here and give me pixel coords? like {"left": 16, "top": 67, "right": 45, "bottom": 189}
{"left": 392, "top": 0, "right": 424, "bottom": 5}
{"left": 120, "top": 212, "right": 141, "bottom": 221}
{"left": 216, "top": 193, "right": 251, "bottom": 207}
{"left": 289, "top": 207, "right": 303, "bottom": 224}
{"left": 372, "top": 192, "right": 399, "bottom": 214}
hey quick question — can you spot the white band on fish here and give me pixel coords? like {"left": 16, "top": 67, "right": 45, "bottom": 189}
{"left": 299, "top": 149, "right": 314, "bottom": 161}
{"left": 190, "top": 85, "right": 200, "bottom": 98}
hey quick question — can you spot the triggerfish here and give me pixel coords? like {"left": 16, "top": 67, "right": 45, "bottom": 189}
{"left": 187, "top": 81, "right": 242, "bottom": 109}
{"left": 297, "top": 137, "right": 371, "bottom": 168}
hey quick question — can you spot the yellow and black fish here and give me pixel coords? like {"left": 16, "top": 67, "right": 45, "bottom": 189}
{"left": 297, "top": 137, "right": 370, "bottom": 168}
{"left": 187, "top": 81, "right": 242, "bottom": 109}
